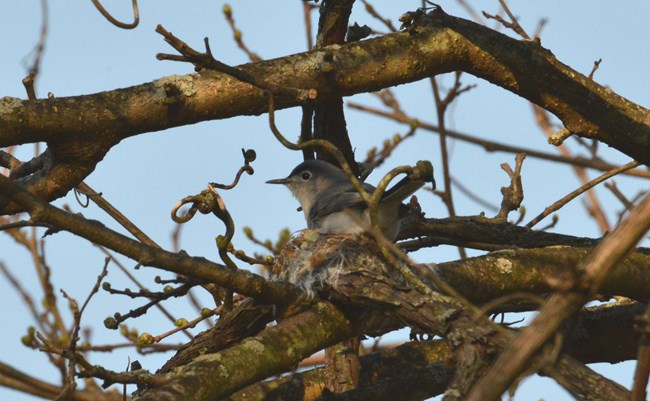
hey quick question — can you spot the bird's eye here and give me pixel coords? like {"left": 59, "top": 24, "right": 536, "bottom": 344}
{"left": 301, "top": 171, "right": 311, "bottom": 181}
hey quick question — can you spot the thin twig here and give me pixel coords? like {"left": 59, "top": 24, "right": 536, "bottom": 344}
{"left": 493, "top": 153, "right": 526, "bottom": 222}
{"left": 347, "top": 103, "right": 650, "bottom": 179}
{"left": 90, "top": 0, "right": 139, "bottom": 29}
{"left": 360, "top": 0, "right": 398, "bottom": 32}
{"left": 430, "top": 75, "right": 465, "bottom": 258}
{"left": 21, "top": 0, "right": 48, "bottom": 100}
{"left": 373, "top": 89, "right": 405, "bottom": 116}
{"left": 450, "top": 177, "right": 499, "bottom": 212}
{"left": 498, "top": 0, "right": 530, "bottom": 39}
{"left": 76, "top": 182, "right": 159, "bottom": 248}
{"left": 303, "top": 1, "right": 314, "bottom": 50}
{"left": 526, "top": 161, "right": 639, "bottom": 229}
{"left": 533, "top": 105, "right": 611, "bottom": 232}
{"left": 222, "top": 4, "right": 262, "bottom": 62}
{"left": 588, "top": 59, "right": 602, "bottom": 80}
{"left": 467, "top": 192, "right": 650, "bottom": 401}
{"left": 363, "top": 126, "right": 417, "bottom": 169}
{"left": 474, "top": 292, "right": 544, "bottom": 318}
{"left": 152, "top": 295, "right": 245, "bottom": 344}
{"left": 533, "top": 18, "right": 548, "bottom": 39}
{"left": 455, "top": 0, "right": 485, "bottom": 24}
{"left": 95, "top": 246, "right": 194, "bottom": 340}
{"left": 537, "top": 215, "right": 559, "bottom": 232}
{"left": 55, "top": 260, "right": 110, "bottom": 400}
{"left": 605, "top": 181, "right": 635, "bottom": 212}
{"left": 155, "top": 25, "right": 312, "bottom": 101}
{"left": 0, "top": 261, "right": 41, "bottom": 327}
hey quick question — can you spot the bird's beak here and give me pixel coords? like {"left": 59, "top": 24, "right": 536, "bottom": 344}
{"left": 266, "top": 178, "right": 291, "bottom": 185}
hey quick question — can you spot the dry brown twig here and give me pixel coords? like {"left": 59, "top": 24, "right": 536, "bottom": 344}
{"left": 360, "top": 0, "right": 398, "bottom": 33}
{"left": 455, "top": 0, "right": 485, "bottom": 24}
{"left": 429, "top": 72, "right": 476, "bottom": 258}
{"left": 532, "top": 17, "right": 548, "bottom": 39}
{"left": 449, "top": 177, "right": 500, "bottom": 213}
{"left": 605, "top": 181, "right": 635, "bottom": 211}
{"left": 55, "top": 259, "right": 110, "bottom": 400}
{"left": 222, "top": 4, "right": 262, "bottom": 62}
{"left": 302, "top": 1, "right": 314, "bottom": 50}
{"left": 526, "top": 161, "right": 639, "bottom": 229}
{"left": 155, "top": 25, "right": 312, "bottom": 101}
{"left": 6, "top": 153, "right": 195, "bottom": 339}
{"left": 75, "top": 182, "right": 159, "bottom": 248}
{"left": 532, "top": 104, "right": 612, "bottom": 233}
{"left": 468, "top": 192, "right": 650, "bottom": 401}
{"left": 493, "top": 153, "right": 526, "bottom": 222}
{"left": 90, "top": 0, "right": 139, "bottom": 29}
{"left": 347, "top": 103, "right": 650, "bottom": 179}
{"left": 374, "top": 88, "right": 406, "bottom": 116}
{"left": 588, "top": 58, "right": 603, "bottom": 80}
{"left": 94, "top": 245, "right": 194, "bottom": 340}
{"left": 482, "top": 0, "right": 531, "bottom": 39}
{"left": 363, "top": 126, "right": 417, "bottom": 170}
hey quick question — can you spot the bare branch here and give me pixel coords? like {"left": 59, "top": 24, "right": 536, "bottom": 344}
{"left": 90, "top": 0, "right": 139, "bottom": 29}
{"left": 0, "top": 173, "right": 302, "bottom": 305}
{"left": 467, "top": 192, "right": 650, "bottom": 401}
{"left": 348, "top": 103, "right": 650, "bottom": 179}
{"left": 526, "top": 161, "right": 639, "bottom": 229}
{"left": 3, "top": 13, "right": 650, "bottom": 214}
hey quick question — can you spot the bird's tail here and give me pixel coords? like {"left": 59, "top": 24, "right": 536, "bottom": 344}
{"left": 381, "top": 160, "right": 435, "bottom": 203}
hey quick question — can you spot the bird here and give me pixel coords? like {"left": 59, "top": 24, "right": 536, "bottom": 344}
{"left": 266, "top": 159, "right": 433, "bottom": 240}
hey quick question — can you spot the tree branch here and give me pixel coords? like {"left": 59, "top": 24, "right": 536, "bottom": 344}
{"left": 466, "top": 192, "right": 650, "bottom": 401}
{"left": 313, "top": 0, "right": 358, "bottom": 173}
{"left": 2, "top": 11, "right": 649, "bottom": 212}
{"left": 133, "top": 300, "right": 359, "bottom": 401}
{"left": 0, "top": 173, "right": 300, "bottom": 305}
{"left": 399, "top": 215, "right": 600, "bottom": 249}
{"left": 183, "top": 301, "right": 643, "bottom": 401}
{"left": 434, "top": 246, "right": 649, "bottom": 304}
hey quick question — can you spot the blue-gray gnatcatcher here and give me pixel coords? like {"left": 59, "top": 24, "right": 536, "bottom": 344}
{"left": 266, "top": 160, "right": 434, "bottom": 240}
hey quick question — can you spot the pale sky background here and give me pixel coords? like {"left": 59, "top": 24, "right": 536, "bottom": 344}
{"left": 1, "top": 2, "right": 648, "bottom": 401}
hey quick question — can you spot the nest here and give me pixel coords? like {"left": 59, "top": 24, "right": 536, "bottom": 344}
{"left": 271, "top": 230, "right": 410, "bottom": 299}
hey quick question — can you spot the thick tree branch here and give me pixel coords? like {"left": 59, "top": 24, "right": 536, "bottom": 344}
{"left": 157, "top": 299, "right": 273, "bottom": 374}
{"left": 0, "top": 173, "right": 300, "bottom": 305}
{"left": 134, "top": 300, "right": 360, "bottom": 401}
{"left": 272, "top": 233, "right": 632, "bottom": 401}
{"left": 434, "top": 246, "right": 649, "bottom": 304}
{"left": 216, "top": 302, "right": 644, "bottom": 401}
{"left": 229, "top": 341, "right": 452, "bottom": 401}
{"left": 563, "top": 300, "right": 644, "bottom": 364}
{"left": 467, "top": 192, "right": 650, "bottom": 401}
{"left": 2, "top": 11, "right": 649, "bottom": 211}
{"left": 399, "top": 215, "right": 601, "bottom": 249}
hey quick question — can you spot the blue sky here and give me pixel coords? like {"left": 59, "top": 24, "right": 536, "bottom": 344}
{"left": 1, "top": 2, "right": 648, "bottom": 400}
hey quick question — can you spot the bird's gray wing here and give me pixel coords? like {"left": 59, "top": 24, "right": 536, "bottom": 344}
{"left": 308, "top": 184, "right": 374, "bottom": 226}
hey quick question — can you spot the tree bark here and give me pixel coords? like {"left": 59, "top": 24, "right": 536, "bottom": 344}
{"left": 2, "top": 11, "right": 649, "bottom": 212}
